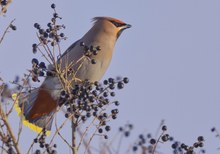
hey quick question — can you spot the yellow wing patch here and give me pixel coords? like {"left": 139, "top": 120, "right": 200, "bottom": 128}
{"left": 12, "top": 93, "right": 50, "bottom": 136}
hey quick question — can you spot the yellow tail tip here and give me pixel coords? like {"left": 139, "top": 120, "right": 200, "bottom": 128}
{"left": 12, "top": 93, "right": 50, "bottom": 136}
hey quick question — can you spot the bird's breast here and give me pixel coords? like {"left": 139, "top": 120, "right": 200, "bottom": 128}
{"left": 75, "top": 54, "right": 111, "bottom": 82}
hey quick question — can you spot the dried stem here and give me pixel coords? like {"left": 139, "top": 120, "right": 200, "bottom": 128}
{"left": 0, "top": 19, "right": 15, "bottom": 45}
{"left": 72, "top": 117, "right": 77, "bottom": 154}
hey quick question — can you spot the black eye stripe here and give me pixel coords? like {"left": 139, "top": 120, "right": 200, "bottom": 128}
{"left": 111, "top": 21, "right": 126, "bottom": 27}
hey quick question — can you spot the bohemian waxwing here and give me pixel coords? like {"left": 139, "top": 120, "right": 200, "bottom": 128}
{"left": 13, "top": 17, "right": 131, "bottom": 134}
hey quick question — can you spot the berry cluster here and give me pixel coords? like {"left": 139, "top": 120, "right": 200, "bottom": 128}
{"left": 31, "top": 58, "right": 53, "bottom": 82}
{"left": 3, "top": 135, "right": 15, "bottom": 154}
{"left": 170, "top": 136, "right": 205, "bottom": 154}
{"left": 33, "top": 129, "right": 57, "bottom": 154}
{"left": 59, "top": 76, "right": 129, "bottom": 139}
{"left": 118, "top": 123, "right": 133, "bottom": 137}
{"left": 80, "top": 42, "right": 101, "bottom": 64}
{"left": 32, "top": 3, "right": 66, "bottom": 54}
{"left": 149, "top": 125, "right": 172, "bottom": 145}
{"left": 132, "top": 133, "right": 154, "bottom": 152}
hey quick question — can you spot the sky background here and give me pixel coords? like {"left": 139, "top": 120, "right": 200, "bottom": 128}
{"left": 1, "top": 0, "right": 220, "bottom": 153}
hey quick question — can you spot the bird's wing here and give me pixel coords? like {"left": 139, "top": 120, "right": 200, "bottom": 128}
{"left": 58, "top": 39, "right": 80, "bottom": 61}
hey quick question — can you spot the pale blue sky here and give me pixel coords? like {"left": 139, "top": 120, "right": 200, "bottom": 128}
{"left": 1, "top": 0, "right": 220, "bottom": 153}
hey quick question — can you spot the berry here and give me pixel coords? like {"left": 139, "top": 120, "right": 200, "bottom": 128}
{"left": 112, "top": 115, "right": 117, "bottom": 119}
{"left": 40, "top": 143, "right": 44, "bottom": 148}
{"left": 111, "top": 109, "right": 119, "bottom": 114}
{"left": 32, "top": 43, "right": 37, "bottom": 48}
{"left": 32, "top": 58, "right": 39, "bottom": 65}
{"left": 43, "top": 32, "right": 48, "bottom": 38}
{"left": 1, "top": 0, "right": 7, "bottom": 5}
{"left": 128, "top": 124, "right": 133, "bottom": 129}
{"left": 133, "top": 146, "right": 138, "bottom": 151}
{"left": 193, "top": 142, "right": 199, "bottom": 148}
{"left": 109, "top": 84, "right": 115, "bottom": 90}
{"left": 211, "top": 127, "right": 216, "bottom": 132}
{"left": 123, "top": 77, "right": 129, "bottom": 84}
{"left": 150, "top": 138, "right": 156, "bottom": 145}
{"left": 181, "top": 143, "right": 188, "bottom": 150}
{"left": 103, "top": 80, "right": 108, "bottom": 85}
{"left": 197, "top": 136, "right": 204, "bottom": 142}
{"left": 51, "top": 150, "right": 57, "bottom": 154}
{"left": 47, "top": 23, "right": 52, "bottom": 28}
{"left": 60, "top": 33, "right": 65, "bottom": 37}
{"left": 103, "top": 91, "right": 108, "bottom": 97}
{"left": 104, "top": 135, "right": 108, "bottom": 139}
{"left": 51, "top": 3, "right": 56, "bottom": 9}
{"left": 10, "top": 24, "right": 17, "bottom": 31}
{"left": 105, "top": 125, "right": 111, "bottom": 131}
{"left": 161, "top": 134, "right": 169, "bottom": 142}
{"left": 65, "top": 113, "right": 69, "bottom": 118}
{"left": 103, "top": 113, "right": 108, "bottom": 118}
{"left": 171, "top": 142, "right": 178, "bottom": 149}
{"left": 162, "top": 125, "right": 167, "bottom": 131}
{"left": 93, "top": 50, "right": 98, "bottom": 55}
{"left": 60, "top": 90, "right": 66, "bottom": 96}
{"left": 108, "top": 78, "right": 115, "bottom": 83}
{"left": 39, "top": 71, "right": 44, "bottom": 76}
{"left": 139, "top": 134, "right": 144, "bottom": 139}
{"left": 199, "top": 142, "right": 204, "bottom": 147}
{"left": 93, "top": 112, "right": 97, "bottom": 116}
{"left": 114, "top": 101, "right": 120, "bottom": 106}
{"left": 39, "top": 62, "right": 46, "bottom": 69}
{"left": 119, "top": 127, "right": 123, "bottom": 132}
{"left": 98, "top": 128, "right": 103, "bottom": 133}
{"left": 124, "top": 131, "right": 130, "bottom": 137}
{"left": 96, "top": 46, "right": 101, "bottom": 51}
{"left": 34, "top": 23, "right": 40, "bottom": 29}
{"left": 91, "top": 59, "right": 96, "bottom": 64}
{"left": 86, "top": 112, "right": 91, "bottom": 118}
{"left": 82, "top": 116, "right": 87, "bottom": 121}
{"left": 53, "top": 13, "right": 58, "bottom": 18}
{"left": 169, "top": 136, "right": 174, "bottom": 141}
{"left": 147, "top": 133, "right": 152, "bottom": 138}
{"left": 39, "top": 29, "right": 44, "bottom": 34}
{"left": 110, "top": 92, "right": 115, "bottom": 97}
{"left": 117, "top": 82, "right": 124, "bottom": 89}
{"left": 34, "top": 138, "right": 38, "bottom": 143}
{"left": 35, "top": 149, "right": 41, "bottom": 154}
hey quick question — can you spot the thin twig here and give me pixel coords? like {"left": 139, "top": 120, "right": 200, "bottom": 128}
{"left": 72, "top": 117, "right": 77, "bottom": 154}
{"left": 151, "top": 131, "right": 165, "bottom": 154}
{"left": 77, "top": 129, "right": 92, "bottom": 154}
{"left": 0, "top": 19, "right": 15, "bottom": 45}
{"left": 77, "top": 117, "right": 97, "bottom": 151}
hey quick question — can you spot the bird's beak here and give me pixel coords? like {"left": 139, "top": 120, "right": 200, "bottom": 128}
{"left": 125, "top": 24, "right": 132, "bottom": 29}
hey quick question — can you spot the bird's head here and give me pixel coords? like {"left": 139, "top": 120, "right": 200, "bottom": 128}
{"left": 92, "top": 17, "right": 131, "bottom": 39}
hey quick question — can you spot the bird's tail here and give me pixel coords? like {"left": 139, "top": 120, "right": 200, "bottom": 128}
{"left": 12, "top": 88, "right": 57, "bottom": 136}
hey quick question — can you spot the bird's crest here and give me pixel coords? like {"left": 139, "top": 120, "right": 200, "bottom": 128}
{"left": 92, "top": 17, "right": 126, "bottom": 25}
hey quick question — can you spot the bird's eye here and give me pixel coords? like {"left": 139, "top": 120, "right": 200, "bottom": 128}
{"left": 111, "top": 21, "right": 126, "bottom": 28}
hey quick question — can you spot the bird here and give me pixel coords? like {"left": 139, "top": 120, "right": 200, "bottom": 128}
{"left": 13, "top": 16, "right": 131, "bottom": 135}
